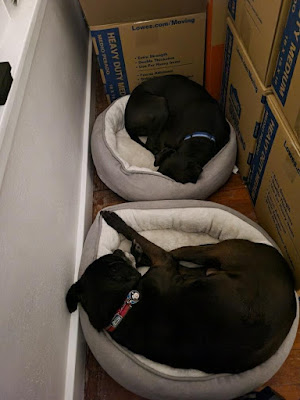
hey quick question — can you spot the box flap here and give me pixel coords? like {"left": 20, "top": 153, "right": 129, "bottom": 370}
{"left": 79, "top": 0, "right": 207, "bottom": 27}
{"left": 268, "top": 96, "right": 300, "bottom": 153}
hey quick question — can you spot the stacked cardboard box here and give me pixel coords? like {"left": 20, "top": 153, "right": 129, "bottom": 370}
{"left": 79, "top": 0, "right": 207, "bottom": 103}
{"left": 272, "top": 0, "right": 300, "bottom": 139}
{"left": 220, "top": 19, "right": 271, "bottom": 181}
{"left": 222, "top": 1, "right": 300, "bottom": 285}
{"left": 228, "top": 0, "right": 290, "bottom": 86}
{"left": 248, "top": 95, "right": 300, "bottom": 287}
{"left": 248, "top": 1, "right": 300, "bottom": 287}
{"left": 222, "top": 0, "right": 290, "bottom": 181}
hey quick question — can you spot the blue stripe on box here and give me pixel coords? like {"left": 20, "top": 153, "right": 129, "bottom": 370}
{"left": 247, "top": 152, "right": 253, "bottom": 166}
{"left": 252, "top": 121, "right": 261, "bottom": 139}
{"left": 260, "top": 95, "right": 267, "bottom": 104}
{"left": 248, "top": 102, "right": 278, "bottom": 205}
{"left": 228, "top": 0, "right": 237, "bottom": 20}
{"left": 91, "top": 28, "right": 130, "bottom": 102}
{"left": 229, "top": 84, "right": 241, "bottom": 118}
{"left": 220, "top": 25, "right": 234, "bottom": 110}
{"left": 272, "top": 1, "right": 300, "bottom": 106}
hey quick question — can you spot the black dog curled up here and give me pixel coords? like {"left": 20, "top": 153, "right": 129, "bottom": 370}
{"left": 124, "top": 74, "right": 230, "bottom": 184}
{"left": 66, "top": 211, "right": 296, "bottom": 374}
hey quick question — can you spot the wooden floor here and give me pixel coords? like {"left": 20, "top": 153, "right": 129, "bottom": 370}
{"left": 84, "top": 77, "right": 300, "bottom": 400}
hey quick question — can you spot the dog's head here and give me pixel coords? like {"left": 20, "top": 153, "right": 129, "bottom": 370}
{"left": 66, "top": 252, "right": 141, "bottom": 331}
{"left": 125, "top": 92, "right": 168, "bottom": 138}
{"left": 157, "top": 150, "right": 203, "bottom": 184}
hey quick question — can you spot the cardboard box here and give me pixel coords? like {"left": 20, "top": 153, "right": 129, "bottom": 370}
{"left": 248, "top": 95, "right": 300, "bottom": 288}
{"left": 220, "top": 18, "right": 270, "bottom": 181}
{"left": 272, "top": 0, "right": 300, "bottom": 139}
{"left": 228, "top": 0, "right": 290, "bottom": 86}
{"left": 79, "top": 0, "right": 207, "bottom": 103}
{"left": 205, "top": 0, "right": 227, "bottom": 100}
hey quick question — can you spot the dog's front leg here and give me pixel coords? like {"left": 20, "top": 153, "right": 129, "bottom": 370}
{"left": 101, "top": 211, "right": 173, "bottom": 267}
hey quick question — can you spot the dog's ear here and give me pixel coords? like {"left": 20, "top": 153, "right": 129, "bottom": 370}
{"left": 187, "top": 162, "right": 203, "bottom": 183}
{"left": 66, "top": 281, "right": 82, "bottom": 313}
{"left": 149, "top": 93, "right": 168, "bottom": 108}
{"left": 154, "top": 147, "right": 176, "bottom": 166}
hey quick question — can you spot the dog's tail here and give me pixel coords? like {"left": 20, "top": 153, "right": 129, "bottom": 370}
{"left": 66, "top": 281, "right": 82, "bottom": 313}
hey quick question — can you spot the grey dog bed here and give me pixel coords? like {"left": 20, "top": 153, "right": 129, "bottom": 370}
{"left": 91, "top": 96, "right": 237, "bottom": 201}
{"left": 78, "top": 200, "right": 299, "bottom": 400}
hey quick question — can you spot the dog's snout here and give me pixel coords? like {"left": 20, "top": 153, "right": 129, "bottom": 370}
{"left": 113, "top": 249, "right": 136, "bottom": 269}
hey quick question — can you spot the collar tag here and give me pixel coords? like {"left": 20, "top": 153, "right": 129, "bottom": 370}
{"left": 126, "top": 289, "right": 140, "bottom": 305}
{"left": 111, "top": 314, "right": 123, "bottom": 328}
{"left": 184, "top": 132, "right": 216, "bottom": 142}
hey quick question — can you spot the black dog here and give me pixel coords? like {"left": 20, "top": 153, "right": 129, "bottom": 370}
{"left": 66, "top": 211, "right": 296, "bottom": 373}
{"left": 124, "top": 75, "right": 230, "bottom": 183}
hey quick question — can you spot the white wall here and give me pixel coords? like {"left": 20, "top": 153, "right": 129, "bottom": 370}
{"left": 0, "top": 0, "right": 91, "bottom": 399}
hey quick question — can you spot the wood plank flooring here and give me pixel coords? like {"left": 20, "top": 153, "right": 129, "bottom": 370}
{"left": 84, "top": 78, "right": 300, "bottom": 400}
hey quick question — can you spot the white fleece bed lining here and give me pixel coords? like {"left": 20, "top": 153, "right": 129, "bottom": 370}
{"left": 98, "top": 208, "right": 273, "bottom": 258}
{"left": 105, "top": 95, "right": 159, "bottom": 173}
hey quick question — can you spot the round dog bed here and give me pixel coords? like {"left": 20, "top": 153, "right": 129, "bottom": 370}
{"left": 91, "top": 96, "right": 237, "bottom": 201}
{"left": 78, "top": 200, "right": 299, "bottom": 400}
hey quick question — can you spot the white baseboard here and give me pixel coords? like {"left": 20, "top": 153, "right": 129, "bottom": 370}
{"left": 64, "top": 35, "right": 94, "bottom": 400}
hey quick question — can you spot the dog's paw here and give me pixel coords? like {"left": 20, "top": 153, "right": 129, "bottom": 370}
{"left": 101, "top": 210, "right": 124, "bottom": 228}
{"left": 131, "top": 239, "right": 143, "bottom": 262}
{"left": 131, "top": 239, "right": 151, "bottom": 267}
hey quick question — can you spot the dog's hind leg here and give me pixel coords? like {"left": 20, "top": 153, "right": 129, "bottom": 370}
{"left": 101, "top": 211, "right": 173, "bottom": 267}
{"left": 170, "top": 244, "right": 223, "bottom": 276}
{"left": 170, "top": 244, "right": 215, "bottom": 261}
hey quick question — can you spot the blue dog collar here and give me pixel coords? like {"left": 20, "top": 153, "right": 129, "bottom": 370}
{"left": 184, "top": 132, "right": 216, "bottom": 142}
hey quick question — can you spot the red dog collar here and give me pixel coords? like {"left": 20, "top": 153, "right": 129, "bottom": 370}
{"left": 105, "top": 290, "right": 140, "bottom": 333}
